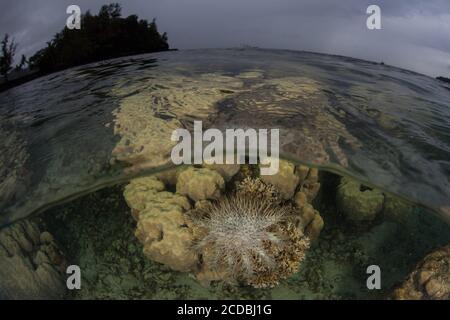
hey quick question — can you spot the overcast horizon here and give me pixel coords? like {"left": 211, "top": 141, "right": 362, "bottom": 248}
{"left": 1, "top": 0, "right": 450, "bottom": 77}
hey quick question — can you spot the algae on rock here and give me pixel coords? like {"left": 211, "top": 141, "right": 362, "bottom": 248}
{"left": 336, "top": 177, "right": 384, "bottom": 223}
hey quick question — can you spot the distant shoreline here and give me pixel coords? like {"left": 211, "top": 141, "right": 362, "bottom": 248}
{"left": 0, "top": 48, "right": 178, "bottom": 93}
{"left": 0, "top": 70, "right": 42, "bottom": 93}
{"left": 436, "top": 76, "right": 450, "bottom": 85}
{"left": 1, "top": 48, "right": 448, "bottom": 94}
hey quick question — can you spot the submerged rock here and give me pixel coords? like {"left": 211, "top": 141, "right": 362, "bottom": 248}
{"left": 0, "top": 220, "right": 67, "bottom": 299}
{"left": 392, "top": 245, "right": 450, "bottom": 300}
{"left": 336, "top": 177, "right": 384, "bottom": 222}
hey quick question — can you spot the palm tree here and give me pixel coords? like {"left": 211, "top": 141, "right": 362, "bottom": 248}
{"left": 0, "top": 34, "right": 17, "bottom": 81}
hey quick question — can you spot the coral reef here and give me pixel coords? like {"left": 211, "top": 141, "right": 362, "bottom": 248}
{"left": 25, "top": 168, "right": 446, "bottom": 300}
{"left": 237, "top": 176, "right": 279, "bottom": 202}
{"left": 300, "top": 166, "right": 321, "bottom": 202}
{"left": 336, "top": 177, "right": 384, "bottom": 223}
{"left": 123, "top": 161, "right": 323, "bottom": 289}
{"left": 260, "top": 160, "right": 321, "bottom": 204}
{"left": 155, "top": 167, "right": 185, "bottom": 187}
{"left": 124, "top": 176, "right": 197, "bottom": 272}
{"left": 392, "top": 245, "right": 450, "bottom": 300}
{"left": 260, "top": 159, "right": 301, "bottom": 200}
{"left": 298, "top": 203, "right": 324, "bottom": 241}
{"left": 176, "top": 167, "right": 225, "bottom": 202}
{"left": 335, "top": 176, "right": 417, "bottom": 226}
{"left": 203, "top": 163, "right": 241, "bottom": 182}
{"left": 0, "top": 220, "right": 67, "bottom": 299}
{"left": 111, "top": 73, "right": 243, "bottom": 175}
{"left": 211, "top": 76, "right": 361, "bottom": 169}
{"left": 123, "top": 175, "right": 165, "bottom": 217}
{"left": 291, "top": 166, "right": 323, "bottom": 241}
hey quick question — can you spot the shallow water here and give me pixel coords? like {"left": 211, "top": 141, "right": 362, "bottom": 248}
{"left": 1, "top": 48, "right": 449, "bottom": 227}
{"left": 0, "top": 49, "right": 449, "bottom": 299}
{"left": 28, "top": 171, "right": 450, "bottom": 299}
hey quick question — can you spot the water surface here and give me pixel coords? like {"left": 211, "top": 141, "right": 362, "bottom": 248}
{"left": 0, "top": 48, "right": 449, "bottom": 226}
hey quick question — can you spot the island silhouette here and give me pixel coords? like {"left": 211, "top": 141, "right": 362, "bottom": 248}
{"left": 0, "top": 3, "right": 170, "bottom": 91}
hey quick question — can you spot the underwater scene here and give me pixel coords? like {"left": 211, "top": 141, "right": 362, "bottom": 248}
{"left": 0, "top": 48, "right": 449, "bottom": 300}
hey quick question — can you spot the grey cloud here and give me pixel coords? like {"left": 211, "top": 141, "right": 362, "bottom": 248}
{"left": 1, "top": 0, "right": 449, "bottom": 77}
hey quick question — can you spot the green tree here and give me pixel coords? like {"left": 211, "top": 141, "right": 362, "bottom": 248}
{"left": 29, "top": 3, "right": 169, "bottom": 74}
{"left": 99, "top": 3, "right": 122, "bottom": 19}
{"left": 0, "top": 34, "right": 17, "bottom": 81}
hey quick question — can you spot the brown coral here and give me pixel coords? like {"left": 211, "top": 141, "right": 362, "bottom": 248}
{"left": 236, "top": 176, "right": 279, "bottom": 202}
{"left": 124, "top": 176, "right": 198, "bottom": 272}
{"left": 124, "top": 169, "right": 321, "bottom": 289}
{"left": 392, "top": 245, "right": 450, "bottom": 300}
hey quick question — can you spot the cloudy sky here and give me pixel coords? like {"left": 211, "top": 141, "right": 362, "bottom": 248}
{"left": 1, "top": 0, "right": 450, "bottom": 77}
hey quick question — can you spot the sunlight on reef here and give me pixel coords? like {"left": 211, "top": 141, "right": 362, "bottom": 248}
{"left": 110, "top": 72, "right": 244, "bottom": 175}
{"left": 212, "top": 75, "right": 361, "bottom": 167}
